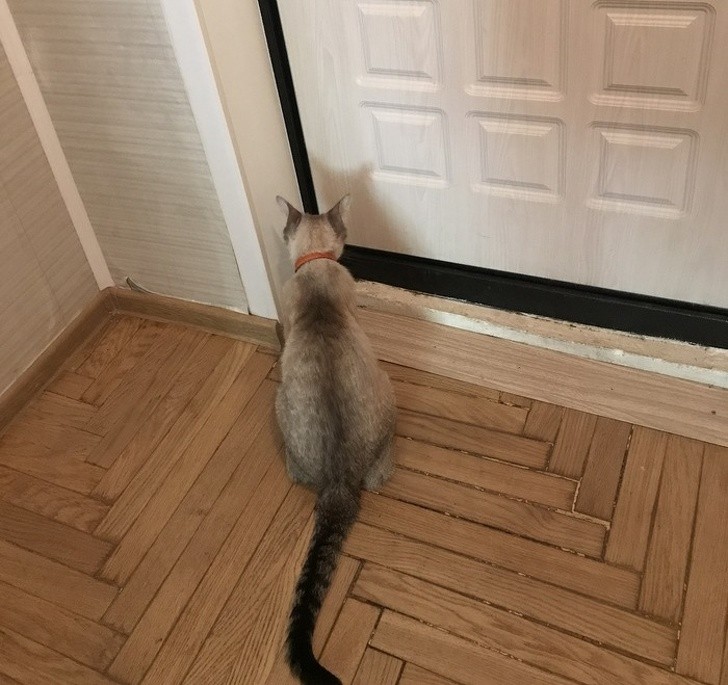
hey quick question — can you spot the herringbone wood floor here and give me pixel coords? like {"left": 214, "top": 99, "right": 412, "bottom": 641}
{"left": 0, "top": 314, "right": 727, "bottom": 684}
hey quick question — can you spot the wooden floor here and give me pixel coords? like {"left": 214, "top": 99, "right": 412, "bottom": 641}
{"left": 1, "top": 315, "right": 727, "bottom": 685}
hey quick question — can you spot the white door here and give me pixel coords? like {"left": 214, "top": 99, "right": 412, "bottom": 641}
{"left": 279, "top": 0, "right": 728, "bottom": 308}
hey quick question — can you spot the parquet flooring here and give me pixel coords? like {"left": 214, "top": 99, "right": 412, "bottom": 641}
{"left": 0, "top": 314, "right": 727, "bottom": 684}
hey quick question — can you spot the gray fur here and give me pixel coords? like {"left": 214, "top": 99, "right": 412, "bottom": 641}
{"left": 275, "top": 193, "right": 394, "bottom": 493}
{"left": 275, "top": 195, "right": 395, "bottom": 685}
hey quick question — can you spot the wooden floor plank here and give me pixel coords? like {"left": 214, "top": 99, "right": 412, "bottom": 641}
{"left": 399, "top": 664, "right": 461, "bottom": 685}
{"left": 103, "top": 398, "right": 281, "bottom": 632}
{"left": 19, "top": 392, "right": 97, "bottom": 433}
{"left": 352, "top": 649, "right": 403, "bottom": 685}
{"left": 92, "top": 334, "right": 235, "bottom": 501}
{"left": 397, "top": 411, "right": 550, "bottom": 468}
{"left": 84, "top": 326, "right": 203, "bottom": 444}
{"left": 575, "top": 417, "right": 632, "bottom": 520}
{"left": 0, "top": 466, "right": 108, "bottom": 533}
{"left": 0, "top": 425, "right": 104, "bottom": 498}
{"left": 0, "top": 414, "right": 101, "bottom": 462}
{"left": 0, "top": 404, "right": 101, "bottom": 449}
{"left": 0, "top": 539, "right": 116, "bottom": 621}
{"left": 548, "top": 409, "right": 597, "bottom": 477}
{"left": 346, "top": 524, "right": 675, "bottom": 663}
{"left": 640, "top": 435, "right": 703, "bottom": 623}
{"left": 319, "top": 599, "right": 380, "bottom": 685}
{"left": 0, "top": 456, "right": 103, "bottom": 497}
{"left": 395, "top": 437, "right": 576, "bottom": 510}
{"left": 99, "top": 374, "right": 276, "bottom": 586}
{"left": 371, "top": 611, "right": 574, "bottom": 685}
{"left": 140, "top": 484, "right": 304, "bottom": 685}
{"left": 392, "top": 379, "right": 528, "bottom": 434}
{"left": 81, "top": 318, "right": 164, "bottom": 406}
{"left": 178, "top": 488, "right": 315, "bottom": 685}
{"left": 382, "top": 468, "right": 605, "bottom": 556}
{"left": 358, "top": 494, "right": 639, "bottom": 607}
{"left": 2, "top": 312, "right": 725, "bottom": 685}
{"left": 264, "top": 556, "right": 361, "bottom": 685}
{"left": 606, "top": 426, "right": 669, "bottom": 570}
{"left": 677, "top": 445, "right": 728, "bottom": 684}
{"left": 523, "top": 401, "right": 564, "bottom": 442}
{"left": 61, "top": 317, "right": 115, "bottom": 376}
{"left": 0, "top": 501, "right": 111, "bottom": 575}
{"left": 266, "top": 360, "right": 282, "bottom": 383}
{"left": 0, "top": 580, "right": 124, "bottom": 670}
{"left": 355, "top": 564, "right": 696, "bottom": 685}
{"left": 498, "top": 390, "right": 532, "bottom": 408}
{"left": 0, "top": 627, "right": 117, "bottom": 685}
{"left": 74, "top": 316, "right": 142, "bottom": 379}
{"left": 85, "top": 328, "right": 208, "bottom": 468}
{"left": 45, "top": 371, "right": 93, "bottom": 401}
{"left": 93, "top": 343, "right": 258, "bottom": 542}
{"left": 108, "top": 453, "right": 290, "bottom": 682}
{"left": 382, "top": 362, "right": 501, "bottom": 401}
{"left": 105, "top": 413, "right": 280, "bottom": 633}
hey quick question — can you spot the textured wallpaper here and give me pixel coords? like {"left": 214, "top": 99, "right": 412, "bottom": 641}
{"left": 0, "top": 44, "right": 97, "bottom": 395}
{"left": 9, "top": 0, "right": 248, "bottom": 311}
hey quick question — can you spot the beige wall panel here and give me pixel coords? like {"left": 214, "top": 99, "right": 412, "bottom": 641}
{"left": 194, "top": 0, "right": 300, "bottom": 302}
{"left": 0, "top": 44, "right": 97, "bottom": 395}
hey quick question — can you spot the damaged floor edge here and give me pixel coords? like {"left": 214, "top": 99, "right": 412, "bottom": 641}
{"left": 356, "top": 281, "right": 728, "bottom": 390}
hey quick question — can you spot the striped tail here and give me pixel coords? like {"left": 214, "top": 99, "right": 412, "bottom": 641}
{"left": 286, "top": 483, "right": 360, "bottom": 685}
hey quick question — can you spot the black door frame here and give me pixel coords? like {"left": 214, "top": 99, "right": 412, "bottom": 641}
{"left": 257, "top": 0, "right": 728, "bottom": 349}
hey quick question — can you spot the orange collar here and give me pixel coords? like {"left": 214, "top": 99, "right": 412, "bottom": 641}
{"left": 294, "top": 250, "right": 337, "bottom": 272}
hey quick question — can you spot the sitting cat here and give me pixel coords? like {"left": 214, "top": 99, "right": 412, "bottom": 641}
{"left": 275, "top": 195, "right": 396, "bottom": 685}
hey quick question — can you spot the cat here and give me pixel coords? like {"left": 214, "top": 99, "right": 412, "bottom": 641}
{"left": 275, "top": 194, "right": 396, "bottom": 685}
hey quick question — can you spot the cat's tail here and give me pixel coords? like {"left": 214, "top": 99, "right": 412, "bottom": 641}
{"left": 286, "top": 480, "right": 360, "bottom": 685}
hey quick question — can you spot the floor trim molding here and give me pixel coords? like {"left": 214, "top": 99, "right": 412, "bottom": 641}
{"left": 0, "top": 290, "right": 113, "bottom": 435}
{"left": 110, "top": 288, "right": 280, "bottom": 350}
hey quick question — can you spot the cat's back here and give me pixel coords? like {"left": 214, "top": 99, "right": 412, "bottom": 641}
{"left": 280, "top": 265, "right": 381, "bottom": 400}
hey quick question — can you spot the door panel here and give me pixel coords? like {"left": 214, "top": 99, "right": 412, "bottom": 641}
{"left": 279, "top": 0, "right": 728, "bottom": 307}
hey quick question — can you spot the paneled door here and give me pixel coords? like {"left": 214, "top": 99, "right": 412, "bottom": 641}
{"left": 278, "top": 1, "right": 728, "bottom": 307}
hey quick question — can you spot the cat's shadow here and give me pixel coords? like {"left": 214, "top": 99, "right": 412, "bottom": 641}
{"left": 308, "top": 158, "right": 411, "bottom": 257}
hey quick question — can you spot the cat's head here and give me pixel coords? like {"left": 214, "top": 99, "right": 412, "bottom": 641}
{"left": 276, "top": 195, "right": 351, "bottom": 263}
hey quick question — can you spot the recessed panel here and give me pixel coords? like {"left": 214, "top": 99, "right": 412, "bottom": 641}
{"left": 588, "top": 124, "right": 698, "bottom": 217}
{"left": 468, "top": 0, "right": 567, "bottom": 100}
{"left": 592, "top": 3, "right": 714, "bottom": 110}
{"left": 357, "top": 0, "right": 442, "bottom": 90}
{"left": 364, "top": 105, "right": 448, "bottom": 186}
{"left": 468, "top": 113, "right": 564, "bottom": 202}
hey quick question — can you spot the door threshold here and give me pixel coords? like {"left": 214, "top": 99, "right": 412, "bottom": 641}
{"left": 356, "top": 281, "right": 728, "bottom": 390}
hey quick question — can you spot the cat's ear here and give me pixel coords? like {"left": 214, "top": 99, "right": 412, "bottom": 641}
{"left": 276, "top": 196, "right": 302, "bottom": 242}
{"left": 326, "top": 194, "right": 351, "bottom": 238}
{"left": 276, "top": 195, "right": 301, "bottom": 218}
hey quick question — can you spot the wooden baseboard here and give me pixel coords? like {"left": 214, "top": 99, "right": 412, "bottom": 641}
{"left": 3, "top": 286, "right": 725, "bottom": 449}
{"left": 110, "top": 287, "right": 280, "bottom": 350}
{"left": 0, "top": 290, "right": 113, "bottom": 435}
{"left": 359, "top": 308, "right": 728, "bottom": 449}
